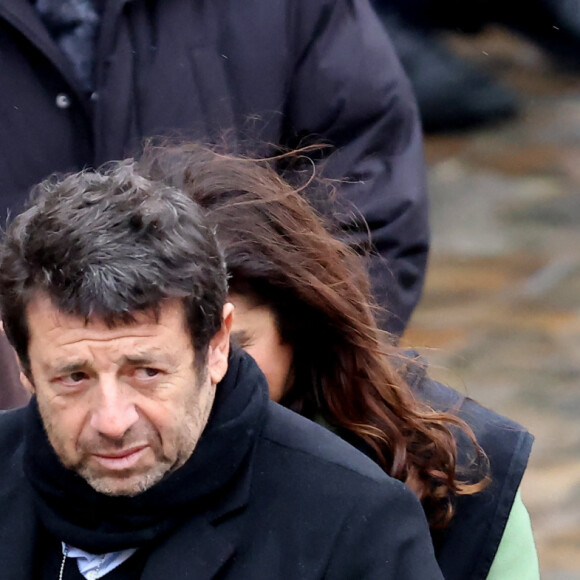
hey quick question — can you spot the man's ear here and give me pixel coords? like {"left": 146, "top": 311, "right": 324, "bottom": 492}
{"left": 207, "top": 302, "right": 234, "bottom": 386}
{"left": 19, "top": 369, "right": 35, "bottom": 395}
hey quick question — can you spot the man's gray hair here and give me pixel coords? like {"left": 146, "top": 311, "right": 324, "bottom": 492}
{"left": 0, "top": 160, "right": 227, "bottom": 373}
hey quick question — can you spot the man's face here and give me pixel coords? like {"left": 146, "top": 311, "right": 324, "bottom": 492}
{"left": 23, "top": 295, "right": 232, "bottom": 496}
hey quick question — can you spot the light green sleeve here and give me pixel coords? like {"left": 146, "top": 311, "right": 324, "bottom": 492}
{"left": 486, "top": 489, "right": 540, "bottom": 580}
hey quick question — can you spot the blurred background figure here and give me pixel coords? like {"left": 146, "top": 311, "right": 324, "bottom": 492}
{"left": 0, "top": 0, "right": 428, "bottom": 337}
{"left": 372, "top": 0, "right": 580, "bottom": 132}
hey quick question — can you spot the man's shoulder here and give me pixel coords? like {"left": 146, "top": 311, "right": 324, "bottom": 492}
{"left": 246, "top": 402, "right": 433, "bottom": 571}
{"left": 259, "top": 401, "right": 390, "bottom": 486}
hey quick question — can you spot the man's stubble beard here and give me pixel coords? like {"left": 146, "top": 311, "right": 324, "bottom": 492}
{"left": 38, "top": 371, "right": 217, "bottom": 497}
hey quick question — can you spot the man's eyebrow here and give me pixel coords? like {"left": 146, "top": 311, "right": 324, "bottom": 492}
{"left": 52, "top": 361, "right": 91, "bottom": 374}
{"left": 120, "top": 353, "right": 175, "bottom": 366}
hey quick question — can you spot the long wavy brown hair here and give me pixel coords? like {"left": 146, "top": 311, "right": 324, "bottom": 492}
{"left": 139, "top": 142, "right": 488, "bottom": 530}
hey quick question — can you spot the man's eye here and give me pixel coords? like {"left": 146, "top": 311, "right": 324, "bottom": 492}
{"left": 64, "top": 371, "right": 88, "bottom": 384}
{"left": 134, "top": 367, "right": 160, "bottom": 380}
{"left": 232, "top": 330, "right": 254, "bottom": 349}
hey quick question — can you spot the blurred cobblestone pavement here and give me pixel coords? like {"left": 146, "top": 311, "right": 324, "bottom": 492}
{"left": 403, "top": 28, "right": 580, "bottom": 579}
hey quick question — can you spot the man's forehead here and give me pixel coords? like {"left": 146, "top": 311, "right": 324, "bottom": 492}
{"left": 25, "top": 294, "right": 188, "bottom": 341}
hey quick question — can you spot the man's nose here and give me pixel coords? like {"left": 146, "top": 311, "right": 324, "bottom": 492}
{"left": 89, "top": 377, "right": 139, "bottom": 439}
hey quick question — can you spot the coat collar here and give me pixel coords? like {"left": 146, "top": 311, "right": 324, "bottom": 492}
{"left": 142, "top": 515, "right": 237, "bottom": 580}
{"left": 0, "top": 0, "right": 85, "bottom": 96}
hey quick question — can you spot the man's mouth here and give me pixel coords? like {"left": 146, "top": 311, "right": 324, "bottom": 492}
{"left": 91, "top": 446, "right": 149, "bottom": 470}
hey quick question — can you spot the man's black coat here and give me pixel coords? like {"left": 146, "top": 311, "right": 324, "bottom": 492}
{"left": 0, "top": 352, "right": 443, "bottom": 580}
{"left": 0, "top": 0, "right": 428, "bottom": 335}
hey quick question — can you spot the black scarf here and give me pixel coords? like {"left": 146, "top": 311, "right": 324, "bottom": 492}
{"left": 23, "top": 350, "right": 268, "bottom": 554}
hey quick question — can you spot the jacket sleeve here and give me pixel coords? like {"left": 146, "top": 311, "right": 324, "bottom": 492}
{"left": 324, "top": 478, "right": 444, "bottom": 579}
{"left": 486, "top": 490, "right": 540, "bottom": 580}
{"left": 284, "top": 0, "right": 429, "bottom": 335}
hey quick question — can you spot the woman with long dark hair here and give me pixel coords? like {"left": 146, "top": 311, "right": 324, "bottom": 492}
{"left": 140, "top": 144, "right": 539, "bottom": 580}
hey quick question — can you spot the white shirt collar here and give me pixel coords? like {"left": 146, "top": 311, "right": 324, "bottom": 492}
{"left": 62, "top": 543, "right": 138, "bottom": 579}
